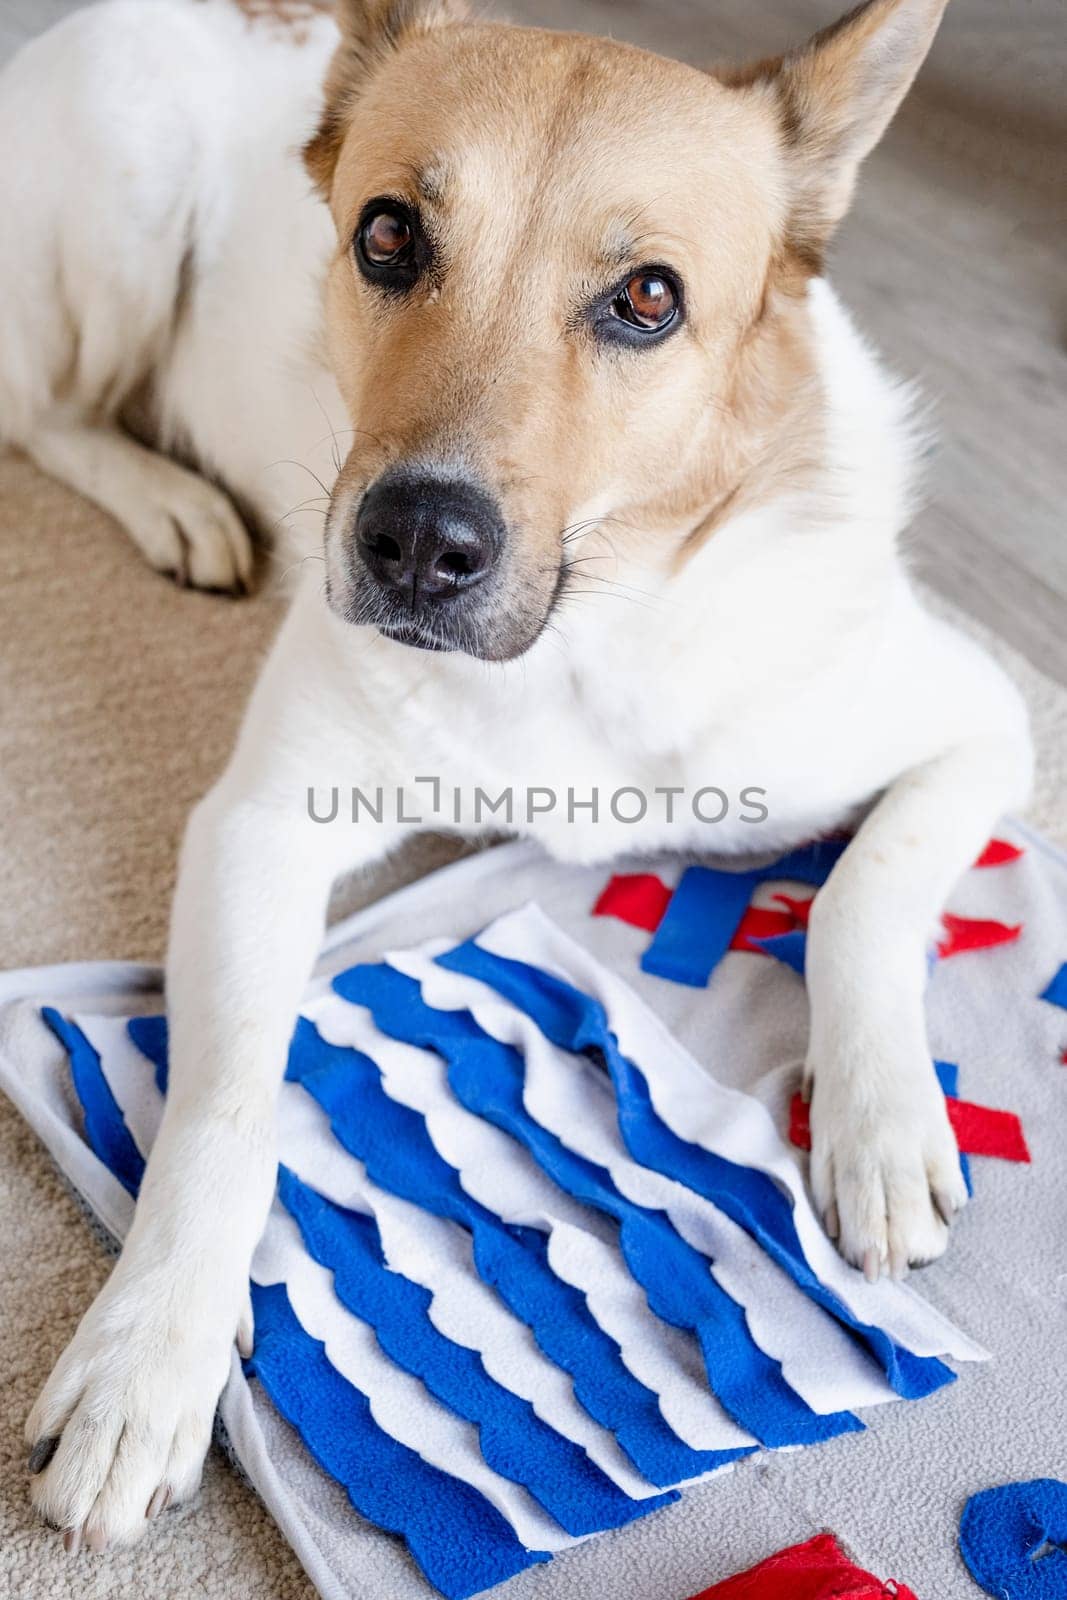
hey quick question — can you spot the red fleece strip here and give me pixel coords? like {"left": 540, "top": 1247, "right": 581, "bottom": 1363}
{"left": 771, "top": 892, "right": 815, "bottom": 925}
{"left": 738, "top": 903, "right": 1019, "bottom": 961}
{"left": 789, "top": 1095, "right": 814, "bottom": 1151}
{"left": 789, "top": 1095, "right": 1030, "bottom": 1164}
{"left": 975, "top": 839, "right": 1024, "bottom": 868}
{"left": 592, "top": 874, "right": 673, "bottom": 933}
{"left": 731, "top": 894, "right": 817, "bottom": 954}
{"left": 731, "top": 907, "right": 796, "bottom": 953}
{"left": 686, "top": 1532, "right": 919, "bottom": 1599}
{"left": 947, "top": 1100, "right": 1031, "bottom": 1163}
{"left": 937, "top": 913, "right": 1022, "bottom": 959}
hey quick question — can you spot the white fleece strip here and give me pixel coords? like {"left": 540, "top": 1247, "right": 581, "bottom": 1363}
{"left": 474, "top": 904, "right": 988, "bottom": 1366}
{"left": 387, "top": 952, "right": 898, "bottom": 1417}
{"left": 347, "top": 1183, "right": 666, "bottom": 1501}
{"left": 309, "top": 991, "right": 756, "bottom": 1455}
{"left": 251, "top": 1203, "right": 577, "bottom": 1553}
{"left": 275, "top": 1082, "right": 665, "bottom": 1500}
{"left": 305, "top": 996, "right": 617, "bottom": 1243}
{"left": 543, "top": 1219, "right": 754, "bottom": 1452}
{"left": 89, "top": 1015, "right": 659, "bottom": 1503}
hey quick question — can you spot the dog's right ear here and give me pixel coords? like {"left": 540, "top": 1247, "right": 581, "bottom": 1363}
{"left": 305, "top": 0, "right": 469, "bottom": 195}
{"left": 719, "top": 0, "right": 948, "bottom": 270}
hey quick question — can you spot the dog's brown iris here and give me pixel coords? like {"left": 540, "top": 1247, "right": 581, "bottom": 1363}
{"left": 360, "top": 210, "right": 413, "bottom": 264}
{"left": 617, "top": 273, "right": 676, "bottom": 330}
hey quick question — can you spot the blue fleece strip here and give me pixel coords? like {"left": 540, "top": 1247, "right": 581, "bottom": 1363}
{"left": 247, "top": 1281, "right": 546, "bottom": 1599}
{"left": 334, "top": 967, "right": 855, "bottom": 1449}
{"left": 640, "top": 841, "right": 847, "bottom": 987}
{"left": 959, "top": 1479, "right": 1067, "bottom": 1599}
{"left": 277, "top": 1165, "right": 664, "bottom": 1537}
{"left": 753, "top": 929, "right": 807, "bottom": 975}
{"left": 127, "top": 1015, "right": 170, "bottom": 1096}
{"left": 935, "top": 1060, "right": 959, "bottom": 1098}
{"left": 935, "top": 1060, "right": 973, "bottom": 1197}
{"left": 42, "top": 1008, "right": 145, "bottom": 1197}
{"left": 434, "top": 942, "right": 954, "bottom": 1404}
{"left": 1038, "top": 962, "right": 1067, "bottom": 1010}
{"left": 640, "top": 867, "right": 762, "bottom": 987}
{"left": 286, "top": 1016, "right": 709, "bottom": 1488}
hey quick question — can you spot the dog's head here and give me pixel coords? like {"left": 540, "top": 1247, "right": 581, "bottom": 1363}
{"left": 308, "top": 0, "right": 946, "bottom": 659}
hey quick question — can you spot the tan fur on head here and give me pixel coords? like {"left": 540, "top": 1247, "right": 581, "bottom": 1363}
{"left": 310, "top": 0, "right": 947, "bottom": 656}
{"left": 306, "top": 0, "right": 469, "bottom": 193}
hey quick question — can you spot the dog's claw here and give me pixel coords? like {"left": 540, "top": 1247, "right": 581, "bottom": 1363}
{"left": 823, "top": 1202, "right": 839, "bottom": 1240}
{"left": 63, "top": 1527, "right": 83, "bottom": 1556}
{"left": 146, "top": 1485, "right": 172, "bottom": 1521}
{"left": 27, "top": 1436, "right": 59, "bottom": 1475}
{"left": 863, "top": 1246, "right": 882, "bottom": 1283}
{"left": 85, "top": 1525, "right": 108, "bottom": 1554}
{"left": 933, "top": 1187, "right": 960, "bottom": 1227}
{"left": 888, "top": 1243, "right": 909, "bottom": 1281}
{"left": 236, "top": 1295, "right": 255, "bottom": 1359}
{"left": 173, "top": 546, "right": 190, "bottom": 588}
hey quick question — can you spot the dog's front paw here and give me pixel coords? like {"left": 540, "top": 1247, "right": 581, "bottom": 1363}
{"left": 128, "top": 459, "right": 254, "bottom": 594}
{"left": 806, "top": 1046, "right": 968, "bottom": 1282}
{"left": 25, "top": 1272, "right": 237, "bottom": 1553}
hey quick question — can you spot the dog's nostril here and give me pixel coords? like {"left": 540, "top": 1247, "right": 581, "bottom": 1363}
{"left": 366, "top": 531, "right": 404, "bottom": 566}
{"left": 436, "top": 549, "right": 474, "bottom": 580}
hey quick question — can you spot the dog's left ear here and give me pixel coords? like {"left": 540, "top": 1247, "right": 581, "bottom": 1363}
{"left": 306, "top": 0, "right": 469, "bottom": 196}
{"left": 724, "top": 0, "right": 948, "bottom": 269}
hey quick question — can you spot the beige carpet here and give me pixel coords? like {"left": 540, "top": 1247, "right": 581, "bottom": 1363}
{"left": 0, "top": 453, "right": 1065, "bottom": 1600}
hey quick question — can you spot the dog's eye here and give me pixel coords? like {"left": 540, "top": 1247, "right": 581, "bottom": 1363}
{"left": 355, "top": 200, "right": 423, "bottom": 290}
{"left": 361, "top": 210, "right": 412, "bottom": 264}
{"left": 613, "top": 273, "right": 677, "bottom": 331}
{"left": 591, "top": 266, "right": 683, "bottom": 347}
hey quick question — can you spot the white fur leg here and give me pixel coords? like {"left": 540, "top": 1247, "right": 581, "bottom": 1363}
{"left": 29, "top": 426, "right": 253, "bottom": 593}
{"left": 805, "top": 732, "right": 1032, "bottom": 1278}
{"left": 26, "top": 778, "right": 375, "bottom": 1550}
{"left": 0, "top": 2, "right": 262, "bottom": 593}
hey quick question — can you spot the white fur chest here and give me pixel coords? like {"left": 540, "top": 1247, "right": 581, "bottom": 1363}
{"left": 280, "top": 554, "right": 909, "bottom": 867}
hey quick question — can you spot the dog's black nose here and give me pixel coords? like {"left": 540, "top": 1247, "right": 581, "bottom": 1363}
{"left": 356, "top": 475, "right": 503, "bottom": 602}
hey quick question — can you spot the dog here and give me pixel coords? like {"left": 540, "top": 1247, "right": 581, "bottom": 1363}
{"left": 1, "top": 0, "right": 1031, "bottom": 1557}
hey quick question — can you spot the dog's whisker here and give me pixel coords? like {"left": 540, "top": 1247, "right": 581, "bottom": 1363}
{"left": 273, "top": 496, "right": 331, "bottom": 527}
{"left": 275, "top": 552, "right": 327, "bottom": 588}
{"left": 307, "top": 386, "right": 345, "bottom": 477}
{"left": 264, "top": 458, "right": 335, "bottom": 501}
{"left": 562, "top": 564, "right": 669, "bottom": 607}
{"left": 305, "top": 424, "right": 388, "bottom": 455}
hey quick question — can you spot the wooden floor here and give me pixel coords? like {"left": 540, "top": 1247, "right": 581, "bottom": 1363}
{"left": 2, "top": 0, "right": 1065, "bottom": 680}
